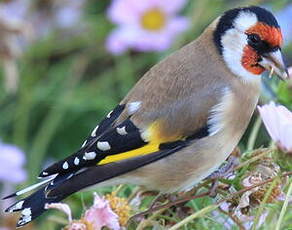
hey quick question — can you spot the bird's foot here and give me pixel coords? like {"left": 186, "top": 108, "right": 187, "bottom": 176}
{"left": 208, "top": 148, "right": 240, "bottom": 197}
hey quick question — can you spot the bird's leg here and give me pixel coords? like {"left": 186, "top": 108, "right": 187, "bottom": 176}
{"left": 208, "top": 148, "right": 240, "bottom": 196}
{"left": 148, "top": 193, "right": 169, "bottom": 209}
{"left": 136, "top": 190, "right": 169, "bottom": 210}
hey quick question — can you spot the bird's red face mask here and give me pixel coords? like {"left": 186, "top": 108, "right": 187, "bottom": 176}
{"left": 242, "top": 22, "right": 288, "bottom": 80}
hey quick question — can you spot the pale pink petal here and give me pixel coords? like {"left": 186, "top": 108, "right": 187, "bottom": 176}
{"left": 258, "top": 102, "right": 292, "bottom": 153}
{"left": 132, "top": 30, "right": 172, "bottom": 51}
{"left": 0, "top": 142, "right": 27, "bottom": 184}
{"left": 106, "top": 26, "right": 140, "bottom": 55}
{"left": 278, "top": 123, "right": 292, "bottom": 151}
{"left": 84, "top": 193, "right": 120, "bottom": 230}
{"left": 106, "top": 29, "right": 129, "bottom": 55}
{"left": 130, "top": 16, "right": 188, "bottom": 52}
{"left": 277, "top": 105, "right": 292, "bottom": 121}
{"left": 258, "top": 102, "right": 284, "bottom": 141}
{"left": 164, "top": 16, "right": 189, "bottom": 36}
{"left": 258, "top": 104, "right": 279, "bottom": 141}
{"left": 107, "top": 0, "right": 149, "bottom": 25}
{"left": 155, "top": 0, "right": 187, "bottom": 14}
{"left": 45, "top": 203, "right": 72, "bottom": 222}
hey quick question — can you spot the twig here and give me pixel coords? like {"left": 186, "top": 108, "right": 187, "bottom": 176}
{"left": 135, "top": 208, "right": 167, "bottom": 230}
{"left": 218, "top": 171, "right": 292, "bottom": 204}
{"left": 131, "top": 172, "right": 292, "bottom": 220}
{"left": 168, "top": 204, "right": 218, "bottom": 230}
{"left": 251, "top": 176, "right": 279, "bottom": 230}
{"left": 167, "top": 172, "right": 292, "bottom": 229}
{"left": 233, "top": 148, "right": 272, "bottom": 171}
{"left": 218, "top": 206, "right": 245, "bottom": 230}
{"left": 131, "top": 192, "right": 210, "bottom": 219}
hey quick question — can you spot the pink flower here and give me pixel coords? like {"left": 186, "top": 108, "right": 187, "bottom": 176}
{"left": 258, "top": 102, "right": 292, "bottom": 153}
{"left": 45, "top": 193, "right": 120, "bottom": 230}
{"left": 0, "top": 141, "right": 27, "bottom": 184}
{"left": 83, "top": 193, "right": 120, "bottom": 230}
{"left": 45, "top": 203, "right": 72, "bottom": 222}
{"left": 106, "top": 0, "right": 189, "bottom": 55}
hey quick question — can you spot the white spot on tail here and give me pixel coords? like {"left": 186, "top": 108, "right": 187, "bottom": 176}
{"left": 97, "top": 141, "right": 111, "bottom": 151}
{"left": 128, "top": 101, "right": 141, "bottom": 115}
{"left": 91, "top": 125, "right": 99, "bottom": 137}
{"left": 74, "top": 157, "right": 80, "bottom": 165}
{"left": 62, "top": 161, "right": 69, "bottom": 170}
{"left": 18, "top": 208, "right": 32, "bottom": 226}
{"left": 84, "top": 152, "right": 97, "bottom": 160}
{"left": 7, "top": 201, "right": 24, "bottom": 212}
{"left": 116, "top": 126, "right": 127, "bottom": 135}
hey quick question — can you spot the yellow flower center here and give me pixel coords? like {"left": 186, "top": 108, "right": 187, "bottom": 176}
{"left": 141, "top": 8, "right": 166, "bottom": 31}
{"left": 105, "top": 192, "right": 131, "bottom": 226}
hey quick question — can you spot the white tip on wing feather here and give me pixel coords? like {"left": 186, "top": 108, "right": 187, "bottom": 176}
{"left": 84, "top": 152, "right": 97, "bottom": 160}
{"left": 116, "top": 126, "right": 127, "bottom": 135}
{"left": 128, "top": 101, "right": 141, "bottom": 115}
{"left": 97, "top": 141, "right": 111, "bottom": 151}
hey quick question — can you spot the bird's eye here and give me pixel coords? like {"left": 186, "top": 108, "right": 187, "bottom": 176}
{"left": 247, "top": 34, "right": 261, "bottom": 45}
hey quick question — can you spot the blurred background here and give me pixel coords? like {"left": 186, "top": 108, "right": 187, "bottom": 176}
{"left": 0, "top": 0, "right": 291, "bottom": 229}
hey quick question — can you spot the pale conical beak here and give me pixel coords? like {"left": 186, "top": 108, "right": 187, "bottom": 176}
{"left": 258, "top": 49, "right": 289, "bottom": 80}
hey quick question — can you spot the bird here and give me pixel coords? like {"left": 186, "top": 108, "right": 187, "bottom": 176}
{"left": 3, "top": 6, "right": 289, "bottom": 227}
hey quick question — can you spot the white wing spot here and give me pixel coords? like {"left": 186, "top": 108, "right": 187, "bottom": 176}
{"left": 97, "top": 141, "right": 111, "bottom": 151}
{"left": 140, "top": 130, "right": 150, "bottom": 142}
{"left": 84, "top": 152, "right": 97, "bottom": 160}
{"left": 81, "top": 140, "right": 87, "bottom": 148}
{"left": 91, "top": 125, "right": 99, "bottom": 137}
{"left": 107, "top": 111, "right": 113, "bottom": 118}
{"left": 116, "top": 126, "right": 127, "bottom": 135}
{"left": 128, "top": 101, "right": 141, "bottom": 115}
{"left": 62, "top": 161, "right": 69, "bottom": 170}
{"left": 74, "top": 157, "right": 80, "bottom": 165}
{"left": 42, "top": 172, "right": 48, "bottom": 176}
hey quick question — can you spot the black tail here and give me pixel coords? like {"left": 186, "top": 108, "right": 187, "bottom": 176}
{"left": 3, "top": 146, "right": 183, "bottom": 227}
{"left": 5, "top": 186, "right": 65, "bottom": 228}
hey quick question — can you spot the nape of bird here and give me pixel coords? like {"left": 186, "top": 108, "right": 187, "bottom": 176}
{"left": 3, "top": 6, "right": 289, "bottom": 227}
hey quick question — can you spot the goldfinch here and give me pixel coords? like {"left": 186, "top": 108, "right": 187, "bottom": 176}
{"left": 4, "top": 6, "right": 289, "bottom": 227}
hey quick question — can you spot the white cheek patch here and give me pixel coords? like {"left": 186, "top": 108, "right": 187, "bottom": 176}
{"left": 221, "top": 10, "right": 262, "bottom": 83}
{"left": 221, "top": 29, "right": 261, "bottom": 83}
